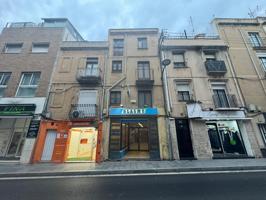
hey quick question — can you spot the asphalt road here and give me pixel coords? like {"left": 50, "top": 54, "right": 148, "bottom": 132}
{"left": 0, "top": 171, "right": 266, "bottom": 200}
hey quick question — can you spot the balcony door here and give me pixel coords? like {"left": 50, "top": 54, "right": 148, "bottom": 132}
{"left": 85, "top": 58, "right": 98, "bottom": 76}
{"left": 137, "top": 61, "right": 150, "bottom": 80}
{"left": 212, "top": 84, "right": 229, "bottom": 108}
{"left": 78, "top": 90, "right": 97, "bottom": 117}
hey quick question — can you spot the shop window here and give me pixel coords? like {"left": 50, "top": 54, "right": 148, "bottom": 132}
{"left": 112, "top": 60, "right": 122, "bottom": 72}
{"left": 4, "top": 43, "right": 23, "bottom": 53}
{"left": 16, "top": 72, "right": 41, "bottom": 97}
{"left": 32, "top": 43, "right": 49, "bottom": 53}
{"left": 113, "top": 39, "right": 124, "bottom": 56}
{"left": 259, "top": 124, "right": 266, "bottom": 145}
{"left": 0, "top": 72, "right": 11, "bottom": 97}
{"left": 110, "top": 91, "right": 121, "bottom": 106}
{"left": 138, "top": 91, "right": 152, "bottom": 108}
{"left": 138, "top": 37, "right": 148, "bottom": 49}
{"left": 207, "top": 121, "right": 246, "bottom": 155}
{"left": 176, "top": 82, "right": 191, "bottom": 102}
{"left": 172, "top": 52, "right": 185, "bottom": 68}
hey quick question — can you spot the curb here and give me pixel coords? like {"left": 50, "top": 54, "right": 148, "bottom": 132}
{"left": 1, "top": 166, "right": 266, "bottom": 178}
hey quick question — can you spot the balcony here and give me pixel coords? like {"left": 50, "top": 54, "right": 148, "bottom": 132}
{"left": 213, "top": 94, "right": 239, "bottom": 110}
{"left": 76, "top": 68, "right": 101, "bottom": 84}
{"left": 136, "top": 69, "right": 154, "bottom": 87}
{"left": 205, "top": 60, "right": 227, "bottom": 76}
{"left": 69, "top": 104, "right": 98, "bottom": 120}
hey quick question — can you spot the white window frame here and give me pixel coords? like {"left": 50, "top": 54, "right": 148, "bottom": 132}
{"left": 16, "top": 72, "right": 40, "bottom": 97}
{"left": 4, "top": 43, "right": 23, "bottom": 53}
{"left": 176, "top": 81, "right": 191, "bottom": 102}
{"left": 172, "top": 52, "right": 185, "bottom": 68}
{"left": 138, "top": 37, "right": 148, "bottom": 49}
{"left": 0, "top": 72, "right": 11, "bottom": 97}
{"left": 31, "top": 43, "right": 49, "bottom": 53}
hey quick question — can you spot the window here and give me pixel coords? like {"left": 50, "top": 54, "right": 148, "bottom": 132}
{"left": 112, "top": 60, "right": 122, "bottom": 72}
{"left": 212, "top": 84, "right": 229, "bottom": 108}
{"left": 205, "top": 53, "right": 216, "bottom": 61}
{"left": 32, "top": 43, "right": 49, "bottom": 53}
{"left": 16, "top": 72, "right": 41, "bottom": 97}
{"left": 110, "top": 91, "right": 121, "bottom": 105}
{"left": 85, "top": 58, "right": 99, "bottom": 76}
{"left": 176, "top": 83, "right": 191, "bottom": 101}
{"left": 248, "top": 32, "right": 262, "bottom": 47}
{"left": 113, "top": 39, "right": 124, "bottom": 56}
{"left": 0, "top": 72, "right": 11, "bottom": 97}
{"left": 172, "top": 52, "right": 185, "bottom": 68}
{"left": 259, "top": 124, "right": 266, "bottom": 145}
{"left": 259, "top": 57, "right": 266, "bottom": 72}
{"left": 4, "top": 43, "right": 23, "bottom": 53}
{"left": 138, "top": 38, "right": 148, "bottom": 49}
{"left": 137, "top": 61, "right": 150, "bottom": 80}
{"left": 138, "top": 91, "right": 152, "bottom": 108}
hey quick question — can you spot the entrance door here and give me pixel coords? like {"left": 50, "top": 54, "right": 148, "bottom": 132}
{"left": 78, "top": 90, "right": 97, "bottom": 117}
{"left": 41, "top": 130, "right": 57, "bottom": 161}
{"left": 175, "top": 119, "right": 194, "bottom": 159}
{"left": 129, "top": 127, "right": 149, "bottom": 151}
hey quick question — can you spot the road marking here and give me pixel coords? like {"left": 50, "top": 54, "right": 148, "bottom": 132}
{"left": 0, "top": 169, "right": 266, "bottom": 180}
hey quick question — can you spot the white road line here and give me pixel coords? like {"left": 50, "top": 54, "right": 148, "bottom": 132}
{"left": 0, "top": 169, "right": 266, "bottom": 181}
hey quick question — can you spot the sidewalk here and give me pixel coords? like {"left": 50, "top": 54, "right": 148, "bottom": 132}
{"left": 1, "top": 159, "right": 266, "bottom": 177}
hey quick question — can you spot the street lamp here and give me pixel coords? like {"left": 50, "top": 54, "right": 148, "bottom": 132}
{"left": 161, "top": 59, "right": 171, "bottom": 75}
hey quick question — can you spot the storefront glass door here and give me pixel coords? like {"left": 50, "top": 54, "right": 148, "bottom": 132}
{"left": 129, "top": 127, "right": 149, "bottom": 151}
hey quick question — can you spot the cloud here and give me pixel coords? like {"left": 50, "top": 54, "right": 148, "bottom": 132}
{"left": 0, "top": 0, "right": 265, "bottom": 40}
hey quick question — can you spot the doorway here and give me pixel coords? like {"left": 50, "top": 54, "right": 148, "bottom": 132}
{"left": 175, "top": 119, "right": 194, "bottom": 159}
{"left": 41, "top": 130, "right": 57, "bottom": 161}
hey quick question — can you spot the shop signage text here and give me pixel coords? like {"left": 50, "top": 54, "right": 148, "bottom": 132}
{"left": 26, "top": 120, "right": 41, "bottom": 138}
{"left": 0, "top": 104, "right": 36, "bottom": 116}
{"left": 109, "top": 108, "right": 158, "bottom": 116}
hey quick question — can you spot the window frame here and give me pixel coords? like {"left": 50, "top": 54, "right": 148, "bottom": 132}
{"left": 112, "top": 60, "right": 122, "bottom": 73}
{"left": 113, "top": 39, "right": 124, "bottom": 56}
{"left": 110, "top": 91, "right": 121, "bottom": 106}
{"left": 248, "top": 32, "right": 262, "bottom": 47}
{"left": 172, "top": 52, "right": 186, "bottom": 68}
{"left": 31, "top": 42, "right": 49, "bottom": 53}
{"left": 259, "top": 57, "right": 266, "bottom": 72}
{"left": 138, "top": 90, "right": 152, "bottom": 108}
{"left": 4, "top": 43, "right": 23, "bottom": 54}
{"left": 137, "top": 37, "right": 148, "bottom": 49}
{"left": 16, "top": 72, "right": 41, "bottom": 97}
{"left": 0, "top": 72, "right": 11, "bottom": 97}
{"left": 176, "top": 82, "right": 191, "bottom": 102}
{"left": 259, "top": 124, "right": 266, "bottom": 145}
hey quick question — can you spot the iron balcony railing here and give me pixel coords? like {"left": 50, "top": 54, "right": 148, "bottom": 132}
{"left": 76, "top": 68, "right": 101, "bottom": 84}
{"left": 136, "top": 69, "right": 154, "bottom": 86}
{"left": 205, "top": 60, "right": 227, "bottom": 75}
{"left": 213, "top": 94, "right": 238, "bottom": 109}
{"left": 69, "top": 104, "right": 98, "bottom": 119}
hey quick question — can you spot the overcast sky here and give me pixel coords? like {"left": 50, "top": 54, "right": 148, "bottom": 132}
{"left": 0, "top": 0, "right": 266, "bottom": 40}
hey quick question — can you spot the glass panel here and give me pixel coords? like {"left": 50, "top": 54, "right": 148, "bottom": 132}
{"left": 7, "top": 132, "right": 23, "bottom": 156}
{"left": 217, "top": 121, "right": 245, "bottom": 154}
{"left": 21, "top": 74, "right": 32, "bottom": 85}
{"left": 16, "top": 88, "right": 36, "bottom": 97}
{"left": 31, "top": 73, "right": 40, "bottom": 85}
{"left": 129, "top": 128, "right": 139, "bottom": 151}
{"left": 0, "top": 73, "right": 11, "bottom": 85}
{"left": 110, "top": 121, "right": 121, "bottom": 151}
{"left": 139, "top": 128, "right": 149, "bottom": 151}
{"left": 207, "top": 124, "right": 223, "bottom": 153}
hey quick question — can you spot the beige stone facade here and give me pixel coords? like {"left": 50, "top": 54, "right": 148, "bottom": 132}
{"left": 213, "top": 17, "right": 266, "bottom": 157}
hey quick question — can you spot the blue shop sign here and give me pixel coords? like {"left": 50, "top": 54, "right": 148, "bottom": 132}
{"left": 109, "top": 108, "right": 158, "bottom": 116}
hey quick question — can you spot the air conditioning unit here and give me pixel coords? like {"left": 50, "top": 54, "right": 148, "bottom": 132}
{"left": 71, "top": 110, "right": 80, "bottom": 118}
{"left": 248, "top": 104, "right": 257, "bottom": 112}
{"left": 130, "top": 99, "right": 136, "bottom": 104}
{"left": 256, "top": 106, "right": 262, "bottom": 112}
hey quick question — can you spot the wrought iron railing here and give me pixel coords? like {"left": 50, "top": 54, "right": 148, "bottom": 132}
{"left": 205, "top": 60, "right": 227, "bottom": 75}
{"left": 69, "top": 104, "right": 98, "bottom": 119}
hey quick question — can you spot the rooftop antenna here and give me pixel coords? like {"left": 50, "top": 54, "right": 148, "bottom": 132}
{"left": 189, "top": 16, "right": 195, "bottom": 35}
{"left": 248, "top": 7, "right": 255, "bottom": 18}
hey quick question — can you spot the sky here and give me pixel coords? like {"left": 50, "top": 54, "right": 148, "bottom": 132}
{"left": 0, "top": 0, "right": 266, "bottom": 41}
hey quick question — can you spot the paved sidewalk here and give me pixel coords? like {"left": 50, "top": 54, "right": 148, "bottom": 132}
{"left": 0, "top": 159, "right": 266, "bottom": 177}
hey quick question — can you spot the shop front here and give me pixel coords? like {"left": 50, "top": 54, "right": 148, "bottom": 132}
{"left": 108, "top": 108, "right": 160, "bottom": 160}
{"left": 32, "top": 120, "right": 102, "bottom": 163}
{"left": 187, "top": 103, "right": 254, "bottom": 159}
{"left": 0, "top": 104, "right": 37, "bottom": 160}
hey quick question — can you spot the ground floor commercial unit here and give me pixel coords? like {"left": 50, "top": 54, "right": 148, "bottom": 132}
{"left": 32, "top": 119, "right": 102, "bottom": 163}
{"left": 102, "top": 107, "right": 170, "bottom": 161}
{"left": 169, "top": 103, "right": 262, "bottom": 160}
{"left": 0, "top": 98, "right": 46, "bottom": 163}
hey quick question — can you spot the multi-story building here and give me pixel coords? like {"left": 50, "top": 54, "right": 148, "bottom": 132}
{"left": 32, "top": 41, "right": 108, "bottom": 163}
{"left": 160, "top": 32, "right": 261, "bottom": 160}
{"left": 102, "top": 28, "right": 169, "bottom": 161}
{"left": 0, "top": 18, "right": 83, "bottom": 163}
{"left": 213, "top": 17, "right": 266, "bottom": 157}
